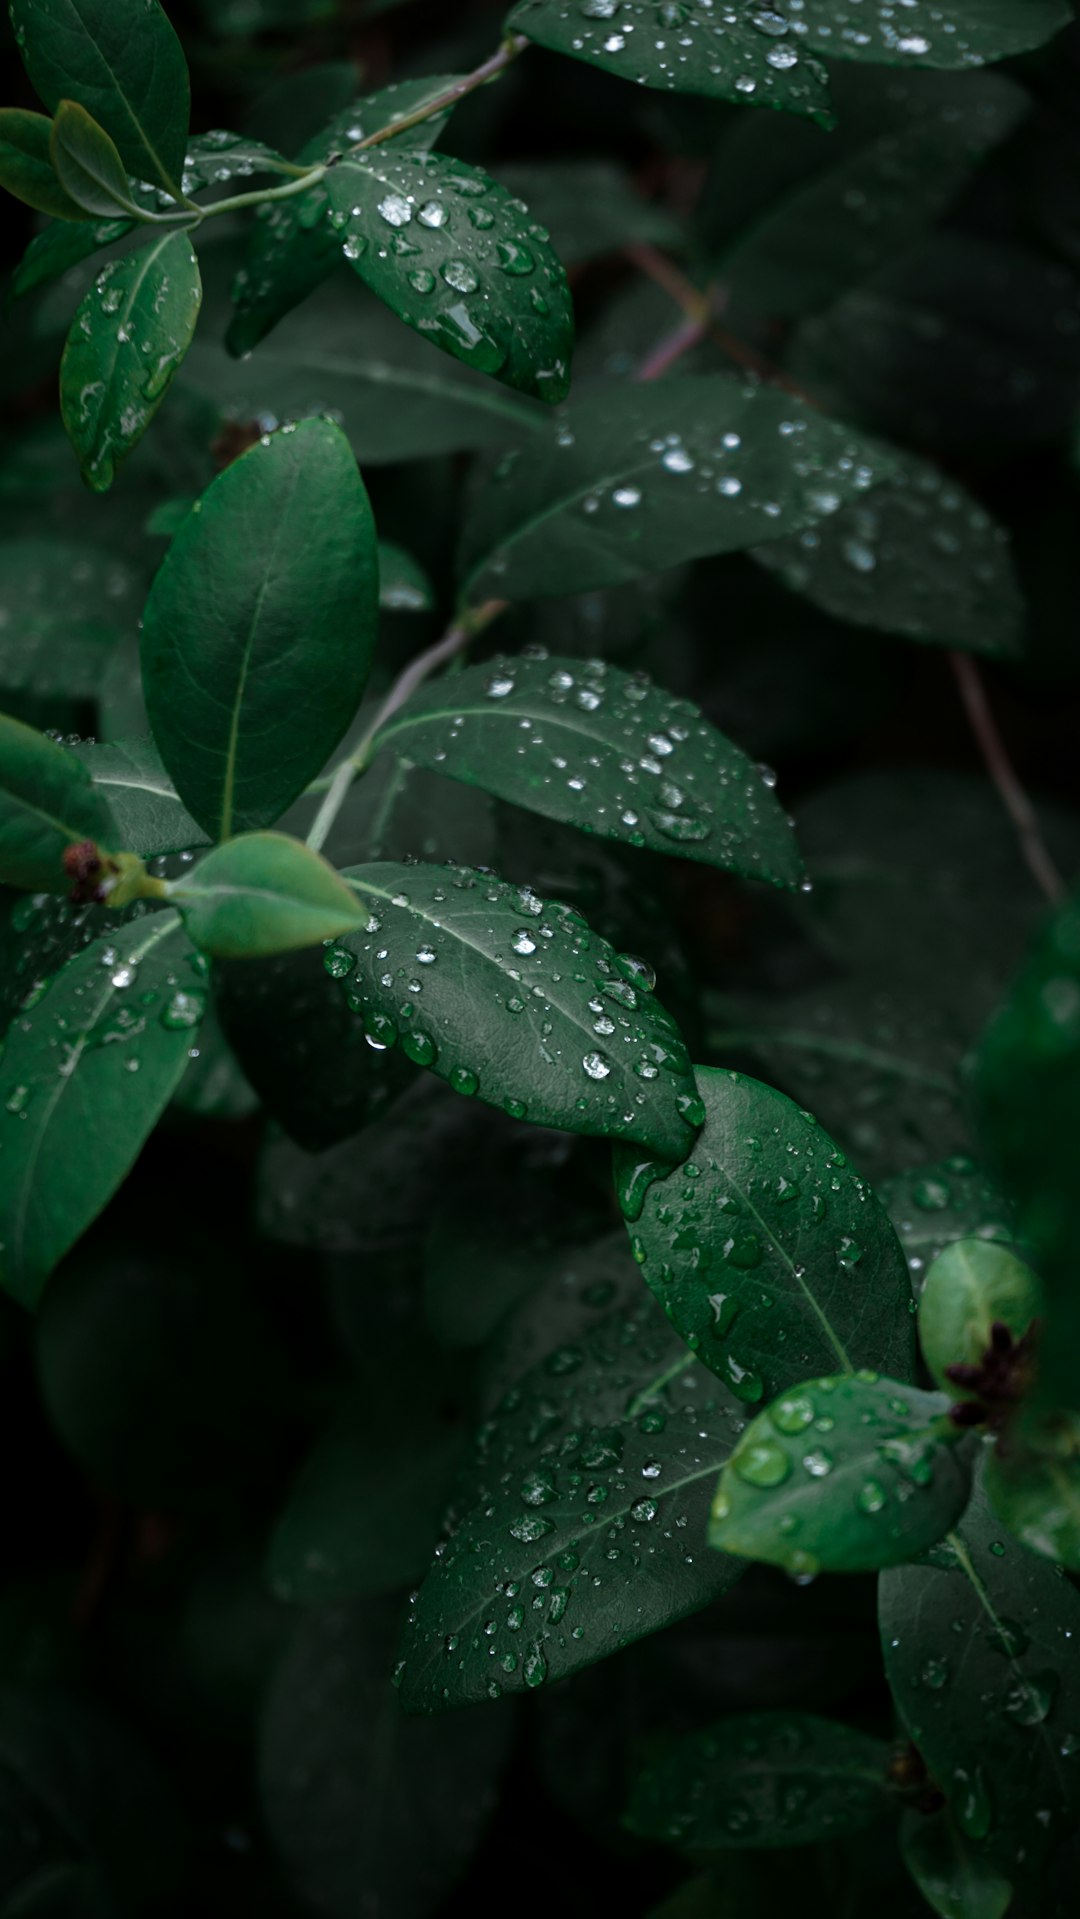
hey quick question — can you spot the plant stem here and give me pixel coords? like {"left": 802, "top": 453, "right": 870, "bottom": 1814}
{"left": 350, "top": 34, "right": 529, "bottom": 154}
{"left": 948, "top": 651, "right": 1065, "bottom": 905}
{"left": 186, "top": 163, "right": 328, "bottom": 223}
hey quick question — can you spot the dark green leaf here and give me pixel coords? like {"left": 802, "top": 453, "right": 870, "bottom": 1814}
{"left": 179, "top": 130, "right": 294, "bottom": 195}
{"left": 49, "top": 100, "right": 143, "bottom": 219}
{"left": 378, "top": 539, "right": 434, "bottom": 612}
{"left": 459, "top": 377, "right": 896, "bottom": 603}
{"left": 0, "top": 539, "right": 138, "bottom": 699}
{"left": 8, "top": 216, "right": 133, "bottom": 302}
{"left": 880, "top": 1156, "right": 1020, "bottom": 1298}
{"left": 900, "top": 1806, "right": 1012, "bottom": 1919}
{"left": 60, "top": 231, "right": 202, "bottom": 491}
{"left": 753, "top": 447, "right": 1024, "bottom": 657}
{"left": 879, "top": 1475, "right": 1080, "bottom": 1888}
{"left": 10, "top": 0, "right": 191, "bottom": 197}
{"left": 324, "top": 150, "right": 573, "bottom": 404}
{"left": 486, "top": 160, "right": 683, "bottom": 266}
{"left": 0, "top": 913, "right": 202, "bottom": 1307}
{"left": 396, "top": 1296, "right": 746, "bottom": 1711}
{"left": 794, "top": 0, "right": 1069, "bottom": 67}
{"left": 506, "top": 2, "right": 833, "bottom": 122}
{"left": 0, "top": 713, "right": 117, "bottom": 893}
{"left": 984, "top": 1413, "right": 1080, "bottom": 1572}
{"left": 172, "top": 832, "right": 365, "bottom": 957}
{"left": 614, "top": 1066, "right": 915, "bottom": 1405}
{"left": 710, "top": 1373, "right": 970, "bottom": 1574}
{"left": 331, "top": 859, "right": 704, "bottom": 1159}
{"left": 625, "top": 1710, "right": 892, "bottom": 1850}
{"left": 141, "top": 419, "right": 379, "bottom": 841}
{"left": 478, "top": 1228, "right": 644, "bottom": 1414}
{"left": 242, "top": 61, "right": 358, "bottom": 157}
{"left": 919, "top": 1241, "right": 1043, "bottom": 1399}
{"left": 72, "top": 738, "right": 208, "bottom": 859}
{"left": 0, "top": 107, "right": 90, "bottom": 221}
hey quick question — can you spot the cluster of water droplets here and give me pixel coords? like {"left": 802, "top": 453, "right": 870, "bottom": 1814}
{"left": 69, "top": 246, "right": 201, "bottom": 486}
{"left": 881, "top": 1153, "right": 1016, "bottom": 1293}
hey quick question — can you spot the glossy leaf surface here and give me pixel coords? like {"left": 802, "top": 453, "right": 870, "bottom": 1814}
{"left": 0, "top": 714, "right": 117, "bottom": 893}
{"left": 73, "top": 737, "right": 208, "bottom": 859}
{"left": 0, "top": 106, "right": 89, "bottom": 220}
{"left": 614, "top": 1067, "right": 915, "bottom": 1405}
{"left": 173, "top": 833, "right": 365, "bottom": 958}
{"left": 795, "top": 0, "right": 1069, "bottom": 67}
{"left": 881, "top": 1156, "right": 1019, "bottom": 1298}
{"left": 50, "top": 99, "right": 143, "bottom": 218}
{"left": 9, "top": 211, "right": 133, "bottom": 299}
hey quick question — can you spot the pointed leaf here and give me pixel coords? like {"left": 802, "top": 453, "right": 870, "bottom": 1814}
{"left": 625, "top": 1711, "right": 892, "bottom": 1850}
{"left": 613, "top": 1066, "right": 915, "bottom": 1405}
{"left": 0, "top": 713, "right": 117, "bottom": 893}
{"left": 173, "top": 833, "right": 365, "bottom": 958}
{"left": 60, "top": 231, "right": 202, "bottom": 491}
{"left": 141, "top": 419, "right": 379, "bottom": 841}
{"left": 794, "top": 0, "right": 1070, "bottom": 68}
{"left": 459, "top": 377, "right": 896, "bottom": 603}
{"left": 919, "top": 1241, "right": 1043, "bottom": 1400}
{"left": 50, "top": 99, "right": 144, "bottom": 218}
{"left": 710, "top": 1373, "right": 971, "bottom": 1574}
{"left": 324, "top": 150, "right": 573, "bottom": 404}
{"left": 368, "top": 652, "right": 802, "bottom": 887}
{"left": 900, "top": 1806, "right": 1012, "bottom": 1919}
{"left": 396, "top": 1296, "right": 747, "bottom": 1711}
{"left": 0, "top": 106, "right": 90, "bottom": 220}
{"left": 9, "top": 213, "right": 133, "bottom": 301}
{"left": 0, "top": 913, "right": 202, "bottom": 1307}
{"left": 506, "top": 3, "right": 833, "bottom": 122}
{"left": 330, "top": 859, "right": 703, "bottom": 1159}
{"left": 10, "top": 0, "right": 191, "bottom": 196}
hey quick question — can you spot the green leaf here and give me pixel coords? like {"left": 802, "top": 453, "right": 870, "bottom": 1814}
{"left": 369, "top": 652, "right": 801, "bottom": 887}
{"left": 710, "top": 1372, "right": 971, "bottom": 1574}
{"left": 0, "top": 712, "right": 117, "bottom": 893}
{"left": 330, "top": 859, "right": 704, "bottom": 1159}
{"left": 879, "top": 1475, "right": 1080, "bottom": 1888}
{"left": 260, "top": 1598, "right": 512, "bottom": 1918}
{"left": 8, "top": 214, "right": 133, "bottom": 302}
{"left": 0, "top": 538, "right": 138, "bottom": 699}
{"left": 49, "top": 100, "right": 144, "bottom": 219}
{"left": 919, "top": 1241, "right": 1044, "bottom": 1400}
{"left": 478, "top": 1228, "right": 644, "bottom": 1415}
{"left": 141, "top": 419, "right": 379, "bottom": 841}
{"left": 72, "top": 737, "right": 208, "bottom": 858}
{"left": 0, "top": 107, "right": 91, "bottom": 221}
{"left": 614, "top": 1066, "right": 915, "bottom": 1405}
{"left": 506, "top": 3, "right": 833, "bottom": 122}
{"left": 488, "top": 161, "right": 683, "bottom": 266}
{"left": 880, "top": 1156, "right": 1020, "bottom": 1297}
{"left": 0, "top": 913, "right": 201, "bottom": 1307}
{"left": 459, "top": 377, "right": 896, "bottom": 603}
{"left": 900, "top": 1806, "right": 1013, "bottom": 1919}
{"left": 10, "top": 0, "right": 191, "bottom": 197}
{"left": 793, "top": 0, "right": 1070, "bottom": 68}
{"left": 172, "top": 832, "right": 365, "bottom": 958}
{"left": 625, "top": 1710, "right": 892, "bottom": 1850}
{"left": 324, "top": 150, "right": 573, "bottom": 405}
{"left": 227, "top": 76, "right": 463, "bottom": 357}
{"left": 179, "top": 129, "right": 294, "bottom": 194}
{"left": 396, "top": 1296, "right": 747, "bottom": 1711}
{"left": 752, "top": 446, "right": 1024, "bottom": 657}
{"left": 984, "top": 1414, "right": 1080, "bottom": 1572}
{"left": 60, "top": 231, "right": 202, "bottom": 491}
{"left": 378, "top": 539, "right": 434, "bottom": 612}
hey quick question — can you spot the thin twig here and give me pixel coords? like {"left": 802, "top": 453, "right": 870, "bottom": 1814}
{"left": 626, "top": 243, "right": 814, "bottom": 401}
{"left": 948, "top": 651, "right": 1064, "bottom": 904}
{"left": 351, "top": 35, "right": 528, "bottom": 153}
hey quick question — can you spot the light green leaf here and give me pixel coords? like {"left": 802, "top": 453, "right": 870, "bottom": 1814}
{"left": 491, "top": 161, "right": 683, "bottom": 265}
{"left": 0, "top": 712, "right": 117, "bottom": 893}
{"left": 752, "top": 446, "right": 1024, "bottom": 656}
{"left": 614, "top": 1066, "right": 915, "bottom": 1405}
{"left": 506, "top": 2, "right": 833, "bottom": 122}
{"left": 72, "top": 737, "right": 208, "bottom": 858}
{"left": 9, "top": 214, "right": 133, "bottom": 301}
{"left": 0, "top": 913, "right": 201, "bottom": 1307}
{"left": 369, "top": 652, "right": 802, "bottom": 887}
{"left": 141, "top": 419, "right": 379, "bottom": 841}
{"left": 880, "top": 1476, "right": 1080, "bottom": 1888}
{"left": 900, "top": 1806, "right": 1012, "bottom": 1919}
{"left": 984, "top": 1414, "right": 1080, "bottom": 1571}
{"left": 794, "top": 0, "right": 1070, "bottom": 68}
{"left": 378, "top": 540, "right": 434, "bottom": 612}
{"left": 10, "top": 0, "right": 191, "bottom": 197}
{"left": 459, "top": 376, "right": 895, "bottom": 603}
{"left": 331, "top": 859, "right": 704, "bottom": 1159}
{"left": 396, "top": 1296, "right": 747, "bottom": 1712}
{"left": 172, "top": 833, "right": 365, "bottom": 958}
{"left": 919, "top": 1241, "right": 1043, "bottom": 1400}
{"left": 0, "top": 106, "right": 91, "bottom": 221}
{"left": 0, "top": 538, "right": 138, "bottom": 699}
{"left": 324, "top": 150, "right": 573, "bottom": 404}
{"left": 625, "top": 1711, "right": 892, "bottom": 1850}
{"left": 50, "top": 99, "right": 144, "bottom": 219}
{"left": 60, "top": 231, "right": 202, "bottom": 491}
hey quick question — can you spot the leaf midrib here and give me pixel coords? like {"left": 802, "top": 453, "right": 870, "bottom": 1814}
{"left": 61, "top": 0, "right": 184, "bottom": 195}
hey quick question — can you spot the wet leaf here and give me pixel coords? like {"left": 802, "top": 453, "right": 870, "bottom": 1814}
{"left": 10, "top": 0, "right": 191, "bottom": 198}
{"left": 0, "top": 107, "right": 90, "bottom": 221}
{"left": 879, "top": 1475, "right": 1080, "bottom": 1890}
{"left": 332, "top": 859, "right": 703, "bottom": 1159}
{"left": 179, "top": 129, "right": 294, "bottom": 195}
{"left": 710, "top": 1373, "right": 971, "bottom": 1575}
{"left": 371, "top": 652, "right": 802, "bottom": 887}
{"left": 459, "top": 376, "right": 895, "bottom": 603}
{"left": 50, "top": 100, "right": 144, "bottom": 219}
{"left": 793, "top": 0, "right": 1069, "bottom": 68}
{"left": 173, "top": 832, "right": 365, "bottom": 958}
{"left": 0, "top": 913, "right": 201, "bottom": 1308}
{"left": 880, "top": 1156, "right": 1020, "bottom": 1299}
{"left": 899, "top": 1805, "right": 1012, "bottom": 1919}
{"left": 60, "top": 231, "right": 202, "bottom": 491}
{"left": 625, "top": 1710, "right": 892, "bottom": 1850}
{"left": 0, "top": 539, "right": 138, "bottom": 700}
{"left": 919, "top": 1241, "right": 1043, "bottom": 1400}
{"left": 141, "top": 419, "right": 379, "bottom": 840}
{"left": 324, "top": 150, "right": 573, "bottom": 404}
{"left": 984, "top": 1412, "right": 1080, "bottom": 1572}
{"left": 0, "top": 713, "right": 117, "bottom": 893}
{"left": 9, "top": 214, "right": 133, "bottom": 301}
{"left": 73, "top": 737, "right": 208, "bottom": 859}
{"left": 614, "top": 1066, "right": 915, "bottom": 1406}
{"left": 396, "top": 1296, "right": 747, "bottom": 1711}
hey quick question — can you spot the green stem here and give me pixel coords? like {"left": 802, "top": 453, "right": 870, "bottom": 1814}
{"left": 186, "top": 163, "right": 328, "bottom": 223}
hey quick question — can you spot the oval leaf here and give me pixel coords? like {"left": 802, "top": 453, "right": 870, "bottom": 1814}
{"left": 710, "top": 1373, "right": 971, "bottom": 1575}
{"left": 369, "top": 652, "right": 802, "bottom": 887}
{"left": 0, "top": 712, "right": 117, "bottom": 893}
{"left": 50, "top": 98, "right": 143, "bottom": 218}
{"left": 459, "top": 376, "right": 895, "bottom": 603}
{"left": 141, "top": 419, "right": 379, "bottom": 841}
{"left": 0, "top": 106, "right": 90, "bottom": 220}
{"left": 794, "top": 0, "right": 1069, "bottom": 69}
{"left": 919, "top": 1240, "right": 1044, "bottom": 1400}
{"left": 614, "top": 1066, "right": 915, "bottom": 1405}
{"left": 900, "top": 1806, "right": 1013, "bottom": 1919}
{"left": 173, "top": 833, "right": 365, "bottom": 958}
{"left": 60, "top": 231, "right": 202, "bottom": 491}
